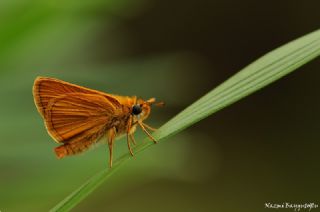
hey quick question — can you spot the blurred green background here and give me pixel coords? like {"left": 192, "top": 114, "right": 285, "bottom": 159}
{"left": 0, "top": 0, "right": 319, "bottom": 211}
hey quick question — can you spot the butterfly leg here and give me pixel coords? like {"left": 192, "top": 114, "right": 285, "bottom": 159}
{"left": 130, "top": 133, "right": 136, "bottom": 145}
{"left": 127, "top": 134, "right": 134, "bottom": 156}
{"left": 127, "top": 116, "right": 134, "bottom": 156}
{"left": 138, "top": 121, "right": 158, "bottom": 144}
{"left": 127, "top": 116, "right": 136, "bottom": 145}
{"left": 132, "top": 121, "right": 157, "bottom": 131}
{"left": 107, "top": 127, "right": 116, "bottom": 168}
{"left": 142, "top": 122, "right": 157, "bottom": 131}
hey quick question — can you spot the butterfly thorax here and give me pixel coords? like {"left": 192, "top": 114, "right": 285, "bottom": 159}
{"left": 110, "top": 105, "right": 131, "bottom": 135}
{"left": 109, "top": 96, "right": 151, "bottom": 136}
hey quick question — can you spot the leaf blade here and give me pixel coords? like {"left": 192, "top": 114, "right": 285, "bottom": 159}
{"left": 50, "top": 29, "right": 320, "bottom": 211}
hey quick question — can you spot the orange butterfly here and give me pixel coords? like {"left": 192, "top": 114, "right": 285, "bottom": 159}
{"left": 33, "top": 77, "right": 163, "bottom": 167}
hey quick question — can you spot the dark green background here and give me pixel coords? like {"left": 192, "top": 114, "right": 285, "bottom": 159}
{"left": 0, "top": 0, "right": 319, "bottom": 211}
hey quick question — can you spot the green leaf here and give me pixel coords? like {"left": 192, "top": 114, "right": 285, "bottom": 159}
{"left": 50, "top": 29, "right": 320, "bottom": 211}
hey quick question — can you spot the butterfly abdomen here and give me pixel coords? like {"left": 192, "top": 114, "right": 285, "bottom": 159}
{"left": 54, "top": 139, "right": 95, "bottom": 158}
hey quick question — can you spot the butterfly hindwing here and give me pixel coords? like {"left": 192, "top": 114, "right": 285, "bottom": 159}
{"left": 45, "top": 93, "right": 119, "bottom": 144}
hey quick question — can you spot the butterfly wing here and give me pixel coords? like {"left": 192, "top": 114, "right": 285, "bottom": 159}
{"left": 33, "top": 76, "right": 120, "bottom": 118}
{"left": 44, "top": 93, "right": 120, "bottom": 144}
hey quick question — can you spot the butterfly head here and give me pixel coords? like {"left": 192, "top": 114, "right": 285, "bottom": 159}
{"left": 131, "top": 97, "right": 164, "bottom": 121}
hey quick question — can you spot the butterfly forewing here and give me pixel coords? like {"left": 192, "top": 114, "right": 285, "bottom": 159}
{"left": 45, "top": 93, "right": 118, "bottom": 144}
{"left": 33, "top": 76, "right": 120, "bottom": 118}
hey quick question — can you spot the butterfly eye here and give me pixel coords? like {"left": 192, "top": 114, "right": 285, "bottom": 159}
{"left": 132, "top": 104, "right": 142, "bottom": 115}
